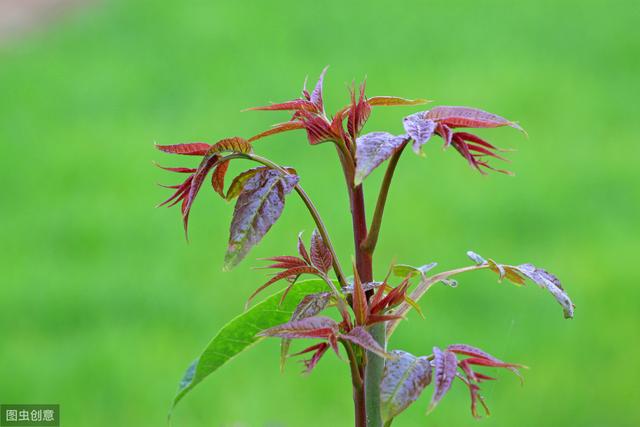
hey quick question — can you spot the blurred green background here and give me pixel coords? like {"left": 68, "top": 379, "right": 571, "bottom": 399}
{"left": 1, "top": 0, "right": 639, "bottom": 426}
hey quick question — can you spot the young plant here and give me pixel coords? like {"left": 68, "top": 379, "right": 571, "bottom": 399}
{"left": 157, "top": 68, "right": 574, "bottom": 426}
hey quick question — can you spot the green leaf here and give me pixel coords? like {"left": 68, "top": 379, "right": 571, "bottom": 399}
{"left": 170, "top": 279, "right": 327, "bottom": 416}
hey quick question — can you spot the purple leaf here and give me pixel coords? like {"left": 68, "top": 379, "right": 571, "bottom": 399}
{"left": 354, "top": 132, "right": 408, "bottom": 185}
{"left": 467, "top": 251, "right": 487, "bottom": 265}
{"left": 380, "top": 350, "right": 432, "bottom": 423}
{"left": 516, "top": 263, "right": 575, "bottom": 319}
{"left": 341, "top": 327, "right": 390, "bottom": 359}
{"left": 281, "top": 292, "right": 332, "bottom": 370}
{"left": 310, "top": 66, "right": 328, "bottom": 111}
{"left": 403, "top": 112, "right": 436, "bottom": 155}
{"left": 429, "top": 347, "right": 458, "bottom": 412}
{"left": 258, "top": 316, "right": 338, "bottom": 339}
{"left": 310, "top": 229, "right": 332, "bottom": 274}
{"left": 224, "top": 169, "right": 299, "bottom": 270}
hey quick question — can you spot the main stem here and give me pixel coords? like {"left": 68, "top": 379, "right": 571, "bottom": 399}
{"left": 349, "top": 184, "right": 384, "bottom": 427}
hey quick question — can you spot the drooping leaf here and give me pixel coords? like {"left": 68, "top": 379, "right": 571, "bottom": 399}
{"left": 170, "top": 279, "right": 326, "bottom": 413}
{"left": 429, "top": 347, "right": 458, "bottom": 412}
{"left": 281, "top": 292, "right": 332, "bottom": 370}
{"left": 354, "top": 132, "right": 408, "bottom": 185}
{"left": 224, "top": 169, "right": 299, "bottom": 269}
{"left": 258, "top": 316, "right": 338, "bottom": 339}
{"left": 290, "top": 342, "right": 330, "bottom": 374}
{"left": 426, "top": 106, "right": 524, "bottom": 132}
{"left": 403, "top": 112, "right": 436, "bottom": 155}
{"left": 156, "top": 142, "right": 211, "bottom": 156}
{"left": 341, "top": 326, "right": 391, "bottom": 359}
{"left": 380, "top": 350, "right": 432, "bottom": 423}
{"left": 467, "top": 251, "right": 574, "bottom": 319}
{"left": 368, "top": 96, "right": 430, "bottom": 107}
{"left": 182, "top": 154, "right": 222, "bottom": 235}
{"left": 516, "top": 263, "right": 575, "bottom": 319}
{"left": 448, "top": 343, "right": 523, "bottom": 382}
{"left": 211, "top": 159, "right": 230, "bottom": 197}
{"left": 310, "top": 229, "right": 332, "bottom": 274}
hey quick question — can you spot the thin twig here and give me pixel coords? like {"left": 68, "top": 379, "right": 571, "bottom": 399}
{"left": 386, "top": 264, "right": 490, "bottom": 336}
{"left": 362, "top": 141, "right": 408, "bottom": 254}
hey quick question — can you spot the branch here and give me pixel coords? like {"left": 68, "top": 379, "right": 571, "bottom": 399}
{"left": 386, "top": 264, "right": 490, "bottom": 336}
{"left": 228, "top": 152, "right": 349, "bottom": 288}
{"left": 361, "top": 141, "right": 408, "bottom": 254}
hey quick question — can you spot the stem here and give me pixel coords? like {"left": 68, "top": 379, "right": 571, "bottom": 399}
{"left": 343, "top": 341, "right": 366, "bottom": 427}
{"left": 362, "top": 142, "right": 407, "bottom": 254}
{"left": 350, "top": 184, "right": 373, "bottom": 282}
{"left": 239, "top": 153, "right": 348, "bottom": 287}
{"left": 348, "top": 183, "right": 383, "bottom": 427}
{"left": 364, "top": 323, "right": 385, "bottom": 427}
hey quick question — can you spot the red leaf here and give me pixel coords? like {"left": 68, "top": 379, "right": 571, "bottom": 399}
{"left": 211, "top": 160, "right": 230, "bottom": 197}
{"left": 246, "top": 99, "right": 318, "bottom": 113}
{"left": 341, "top": 326, "right": 390, "bottom": 359}
{"left": 290, "top": 342, "right": 330, "bottom": 374}
{"left": 429, "top": 347, "right": 458, "bottom": 412}
{"left": 182, "top": 154, "right": 222, "bottom": 236}
{"left": 310, "top": 229, "right": 332, "bottom": 274}
{"left": 259, "top": 256, "right": 308, "bottom": 270}
{"left": 246, "top": 265, "right": 319, "bottom": 307}
{"left": 299, "top": 113, "right": 338, "bottom": 145}
{"left": 258, "top": 316, "right": 338, "bottom": 339}
{"left": 156, "top": 142, "right": 211, "bottom": 156}
{"left": 154, "top": 163, "right": 197, "bottom": 174}
{"left": 281, "top": 292, "right": 332, "bottom": 371}
{"left": 297, "top": 232, "right": 311, "bottom": 264}
{"left": 426, "top": 106, "right": 524, "bottom": 132}
{"left": 347, "top": 82, "right": 371, "bottom": 139}
{"left": 247, "top": 121, "right": 305, "bottom": 143}
{"left": 352, "top": 266, "right": 368, "bottom": 326}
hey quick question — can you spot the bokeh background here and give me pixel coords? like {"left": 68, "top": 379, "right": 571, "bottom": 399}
{"left": 1, "top": 0, "right": 639, "bottom": 426}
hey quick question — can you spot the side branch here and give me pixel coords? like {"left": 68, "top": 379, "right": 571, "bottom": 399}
{"left": 236, "top": 153, "right": 348, "bottom": 288}
{"left": 386, "top": 264, "right": 490, "bottom": 335}
{"left": 361, "top": 141, "right": 408, "bottom": 255}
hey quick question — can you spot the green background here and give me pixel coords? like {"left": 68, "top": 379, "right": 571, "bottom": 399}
{"left": 1, "top": 0, "right": 638, "bottom": 426}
